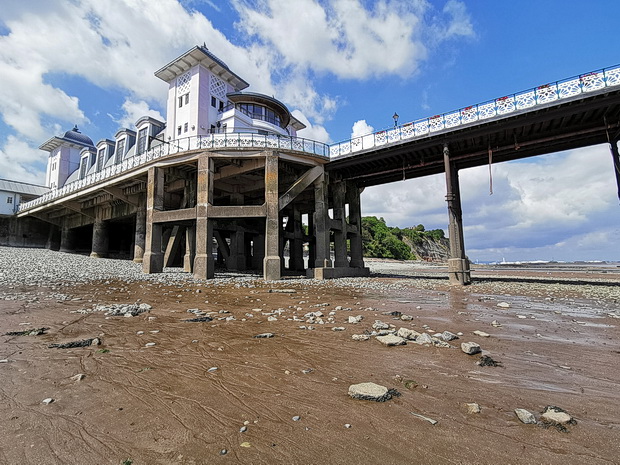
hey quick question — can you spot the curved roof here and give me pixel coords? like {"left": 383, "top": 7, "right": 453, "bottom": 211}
{"left": 227, "top": 92, "right": 291, "bottom": 128}
{"left": 63, "top": 126, "right": 94, "bottom": 146}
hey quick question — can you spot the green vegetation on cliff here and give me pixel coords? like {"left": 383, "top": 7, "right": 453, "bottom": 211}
{"left": 361, "top": 216, "right": 447, "bottom": 261}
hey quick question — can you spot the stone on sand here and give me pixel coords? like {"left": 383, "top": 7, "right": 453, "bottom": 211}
{"left": 461, "top": 342, "right": 481, "bottom": 355}
{"left": 376, "top": 334, "right": 406, "bottom": 346}
{"left": 348, "top": 382, "right": 391, "bottom": 402}
{"left": 515, "top": 408, "right": 537, "bottom": 424}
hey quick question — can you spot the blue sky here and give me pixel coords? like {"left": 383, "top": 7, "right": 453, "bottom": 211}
{"left": 0, "top": 0, "right": 618, "bottom": 262}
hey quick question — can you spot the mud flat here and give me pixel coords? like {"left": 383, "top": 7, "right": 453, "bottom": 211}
{"left": 1, "top": 247, "right": 619, "bottom": 464}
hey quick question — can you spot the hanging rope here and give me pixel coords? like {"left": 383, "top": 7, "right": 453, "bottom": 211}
{"left": 488, "top": 142, "right": 493, "bottom": 195}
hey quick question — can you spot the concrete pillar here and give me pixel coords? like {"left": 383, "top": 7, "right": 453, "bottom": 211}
{"left": 263, "top": 152, "right": 281, "bottom": 280}
{"left": 133, "top": 195, "right": 146, "bottom": 263}
{"left": 347, "top": 182, "right": 365, "bottom": 268}
{"left": 313, "top": 173, "right": 332, "bottom": 269}
{"left": 443, "top": 143, "right": 471, "bottom": 285}
{"left": 290, "top": 206, "right": 305, "bottom": 271}
{"left": 143, "top": 167, "right": 164, "bottom": 273}
{"left": 46, "top": 225, "right": 60, "bottom": 251}
{"left": 610, "top": 139, "right": 620, "bottom": 201}
{"left": 194, "top": 155, "right": 215, "bottom": 279}
{"left": 184, "top": 225, "right": 195, "bottom": 272}
{"left": 59, "top": 226, "right": 76, "bottom": 253}
{"left": 90, "top": 215, "right": 109, "bottom": 258}
{"left": 332, "top": 181, "right": 349, "bottom": 268}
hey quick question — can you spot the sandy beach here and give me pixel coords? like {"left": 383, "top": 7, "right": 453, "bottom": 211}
{"left": 1, "top": 247, "right": 619, "bottom": 465}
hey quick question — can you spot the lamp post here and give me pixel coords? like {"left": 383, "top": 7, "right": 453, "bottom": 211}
{"left": 393, "top": 112, "right": 399, "bottom": 128}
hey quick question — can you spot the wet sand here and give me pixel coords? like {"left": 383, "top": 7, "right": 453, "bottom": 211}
{"left": 1, "top": 256, "right": 619, "bottom": 464}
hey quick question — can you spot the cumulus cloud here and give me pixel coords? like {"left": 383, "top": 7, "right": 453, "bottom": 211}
{"left": 110, "top": 99, "right": 166, "bottom": 129}
{"left": 351, "top": 120, "right": 374, "bottom": 138}
{"left": 293, "top": 110, "right": 330, "bottom": 143}
{"left": 0, "top": 135, "right": 47, "bottom": 184}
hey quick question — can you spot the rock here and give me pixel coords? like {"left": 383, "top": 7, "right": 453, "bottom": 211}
{"left": 397, "top": 327, "right": 421, "bottom": 340}
{"left": 466, "top": 403, "right": 481, "bottom": 414}
{"left": 441, "top": 331, "right": 458, "bottom": 341}
{"left": 400, "top": 314, "right": 414, "bottom": 321}
{"left": 253, "top": 333, "right": 274, "bottom": 338}
{"left": 415, "top": 333, "right": 433, "bottom": 345}
{"left": 267, "top": 316, "right": 277, "bottom": 321}
{"left": 292, "top": 415, "right": 301, "bottom": 421}
{"left": 351, "top": 334, "right": 370, "bottom": 341}
{"left": 344, "top": 423, "right": 352, "bottom": 428}
{"left": 461, "top": 342, "right": 481, "bottom": 355}
{"left": 473, "top": 330, "right": 490, "bottom": 337}
{"left": 376, "top": 334, "right": 407, "bottom": 346}
{"left": 145, "top": 342, "right": 156, "bottom": 347}
{"left": 491, "top": 320, "right": 502, "bottom": 327}
{"left": 42, "top": 398, "right": 54, "bottom": 405}
{"left": 477, "top": 355, "right": 501, "bottom": 366}
{"left": 70, "top": 373, "right": 86, "bottom": 381}
{"left": 497, "top": 302, "right": 511, "bottom": 308}
{"left": 375, "top": 329, "right": 394, "bottom": 336}
{"left": 372, "top": 320, "right": 390, "bottom": 330}
{"left": 240, "top": 442, "right": 251, "bottom": 448}
{"left": 207, "top": 367, "right": 218, "bottom": 373}
{"left": 410, "top": 411, "right": 438, "bottom": 425}
{"left": 332, "top": 327, "right": 346, "bottom": 332}
{"left": 219, "top": 449, "right": 228, "bottom": 455}
{"left": 541, "top": 406, "right": 574, "bottom": 425}
{"left": 239, "top": 426, "right": 247, "bottom": 432}
{"left": 348, "top": 382, "right": 392, "bottom": 402}
{"left": 431, "top": 338, "right": 451, "bottom": 348}
{"left": 348, "top": 315, "right": 363, "bottom": 324}
{"left": 515, "top": 408, "right": 537, "bottom": 424}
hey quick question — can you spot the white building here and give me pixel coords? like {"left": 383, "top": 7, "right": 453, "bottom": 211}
{"left": 0, "top": 179, "right": 49, "bottom": 216}
{"left": 41, "top": 45, "right": 306, "bottom": 190}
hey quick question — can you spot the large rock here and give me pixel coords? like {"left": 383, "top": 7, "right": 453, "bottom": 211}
{"left": 461, "top": 342, "right": 481, "bottom": 355}
{"left": 541, "top": 406, "right": 574, "bottom": 425}
{"left": 415, "top": 333, "right": 433, "bottom": 345}
{"left": 348, "top": 382, "right": 392, "bottom": 402}
{"left": 372, "top": 320, "right": 390, "bottom": 330}
{"left": 397, "top": 327, "right": 421, "bottom": 340}
{"left": 376, "top": 334, "right": 406, "bottom": 346}
{"left": 348, "top": 315, "right": 363, "bottom": 324}
{"left": 351, "top": 334, "right": 370, "bottom": 341}
{"left": 441, "top": 331, "right": 458, "bottom": 341}
{"left": 515, "top": 408, "right": 537, "bottom": 424}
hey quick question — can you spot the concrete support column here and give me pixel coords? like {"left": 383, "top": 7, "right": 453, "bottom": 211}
{"left": 46, "top": 225, "right": 60, "bottom": 251}
{"left": 443, "top": 143, "right": 471, "bottom": 285}
{"left": 143, "top": 167, "right": 164, "bottom": 273}
{"left": 184, "top": 226, "right": 195, "bottom": 272}
{"left": 263, "top": 152, "right": 281, "bottom": 280}
{"left": 290, "top": 206, "right": 305, "bottom": 271}
{"left": 133, "top": 195, "right": 146, "bottom": 263}
{"left": 194, "top": 155, "right": 215, "bottom": 279}
{"left": 610, "top": 139, "right": 620, "bottom": 201}
{"left": 332, "top": 181, "right": 349, "bottom": 268}
{"left": 90, "top": 214, "right": 109, "bottom": 258}
{"left": 59, "top": 225, "right": 76, "bottom": 253}
{"left": 347, "top": 183, "right": 365, "bottom": 268}
{"left": 313, "top": 173, "right": 332, "bottom": 270}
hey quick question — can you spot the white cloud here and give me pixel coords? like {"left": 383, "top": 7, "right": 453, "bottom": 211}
{"left": 0, "top": 135, "right": 47, "bottom": 184}
{"left": 351, "top": 120, "right": 374, "bottom": 138}
{"left": 293, "top": 110, "right": 330, "bottom": 143}
{"left": 110, "top": 99, "right": 166, "bottom": 129}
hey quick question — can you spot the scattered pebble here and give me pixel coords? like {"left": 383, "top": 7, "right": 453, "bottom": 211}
{"left": 515, "top": 408, "right": 536, "bottom": 424}
{"left": 42, "top": 398, "right": 54, "bottom": 405}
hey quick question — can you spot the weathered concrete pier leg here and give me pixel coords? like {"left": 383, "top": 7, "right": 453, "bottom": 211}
{"left": 184, "top": 226, "right": 195, "bottom": 272}
{"left": 143, "top": 167, "right": 164, "bottom": 273}
{"left": 347, "top": 182, "right": 365, "bottom": 269}
{"left": 332, "top": 181, "right": 349, "bottom": 268}
{"left": 194, "top": 155, "right": 215, "bottom": 279}
{"left": 312, "top": 172, "right": 333, "bottom": 278}
{"left": 59, "top": 225, "right": 76, "bottom": 253}
{"left": 610, "top": 139, "right": 620, "bottom": 201}
{"left": 133, "top": 195, "right": 146, "bottom": 263}
{"left": 46, "top": 225, "right": 60, "bottom": 251}
{"left": 444, "top": 143, "right": 471, "bottom": 285}
{"left": 90, "top": 214, "right": 109, "bottom": 258}
{"left": 263, "top": 153, "right": 281, "bottom": 280}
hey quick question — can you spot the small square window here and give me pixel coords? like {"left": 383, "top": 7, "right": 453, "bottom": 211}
{"left": 185, "top": 93, "right": 189, "bottom": 104}
{"left": 184, "top": 123, "right": 188, "bottom": 133}
{"left": 177, "top": 126, "right": 182, "bottom": 136}
{"left": 7, "top": 197, "right": 13, "bottom": 204}
{"left": 211, "top": 96, "right": 216, "bottom": 108}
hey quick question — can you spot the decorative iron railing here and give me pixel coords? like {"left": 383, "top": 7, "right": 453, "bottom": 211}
{"left": 329, "top": 64, "right": 620, "bottom": 158}
{"left": 18, "top": 133, "right": 329, "bottom": 213}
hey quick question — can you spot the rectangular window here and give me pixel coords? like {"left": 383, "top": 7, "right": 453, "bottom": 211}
{"left": 7, "top": 197, "right": 13, "bottom": 204}
{"left": 115, "top": 139, "right": 125, "bottom": 163}
{"left": 211, "top": 96, "right": 216, "bottom": 108}
{"left": 184, "top": 122, "right": 188, "bottom": 133}
{"left": 137, "top": 127, "right": 148, "bottom": 154}
{"left": 185, "top": 93, "right": 189, "bottom": 105}
{"left": 210, "top": 124, "right": 216, "bottom": 133}
{"left": 97, "top": 148, "right": 105, "bottom": 171}
{"left": 179, "top": 96, "right": 183, "bottom": 108}
{"left": 79, "top": 159, "right": 88, "bottom": 179}
{"left": 219, "top": 100, "right": 224, "bottom": 111}
{"left": 177, "top": 125, "right": 182, "bottom": 136}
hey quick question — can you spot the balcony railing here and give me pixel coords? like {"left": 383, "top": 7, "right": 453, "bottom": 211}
{"left": 330, "top": 64, "right": 620, "bottom": 158}
{"left": 18, "top": 133, "right": 329, "bottom": 213}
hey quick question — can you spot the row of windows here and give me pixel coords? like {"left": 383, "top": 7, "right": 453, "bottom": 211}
{"left": 177, "top": 122, "right": 189, "bottom": 135}
{"left": 211, "top": 96, "right": 225, "bottom": 111}
{"left": 237, "top": 103, "right": 281, "bottom": 126}
{"left": 178, "top": 93, "right": 190, "bottom": 108}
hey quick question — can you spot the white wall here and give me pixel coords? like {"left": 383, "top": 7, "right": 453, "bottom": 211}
{"left": 0, "top": 191, "right": 18, "bottom": 215}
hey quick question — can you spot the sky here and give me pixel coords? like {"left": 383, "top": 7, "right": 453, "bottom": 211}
{"left": 0, "top": 0, "right": 619, "bottom": 262}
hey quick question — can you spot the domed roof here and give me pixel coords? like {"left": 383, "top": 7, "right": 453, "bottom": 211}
{"left": 63, "top": 125, "right": 94, "bottom": 146}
